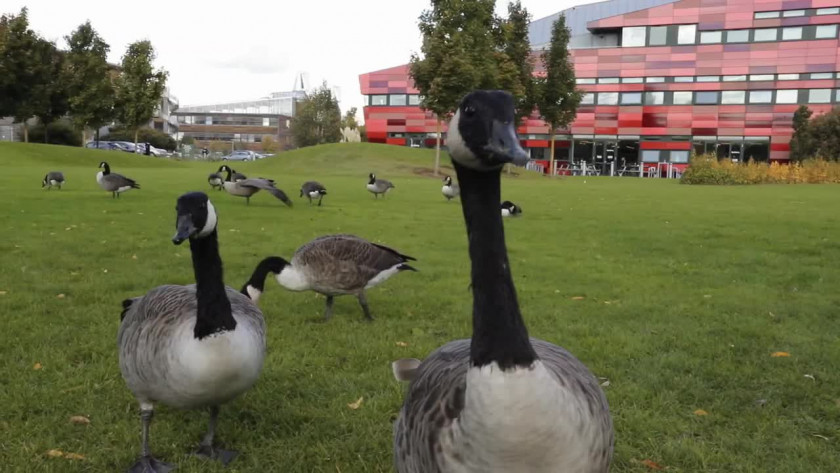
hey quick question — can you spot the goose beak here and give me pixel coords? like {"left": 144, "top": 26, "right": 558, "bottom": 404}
{"left": 488, "top": 120, "right": 529, "bottom": 167}
{"left": 172, "top": 214, "right": 196, "bottom": 245}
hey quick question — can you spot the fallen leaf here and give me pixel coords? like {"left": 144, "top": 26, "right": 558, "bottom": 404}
{"left": 600, "top": 380, "right": 610, "bottom": 387}
{"left": 69, "top": 416, "right": 90, "bottom": 425}
{"left": 102, "top": 269, "right": 108, "bottom": 273}
{"left": 33, "top": 362, "right": 42, "bottom": 370}
{"left": 131, "top": 255, "right": 138, "bottom": 260}
{"left": 641, "top": 459, "right": 665, "bottom": 470}
{"left": 755, "top": 399, "right": 767, "bottom": 407}
{"left": 0, "top": 290, "right": 6, "bottom": 295}
{"left": 804, "top": 374, "right": 815, "bottom": 381}
{"left": 694, "top": 409, "right": 708, "bottom": 416}
{"left": 46, "top": 449, "right": 64, "bottom": 458}
{"left": 56, "top": 294, "right": 65, "bottom": 299}
{"left": 571, "top": 296, "right": 585, "bottom": 301}
{"left": 771, "top": 351, "right": 791, "bottom": 358}
{"left": 70, "top": 272, "right": 79, "bottom": 276}
{"left": 703, "top": 294, "right": 712, "bottom": 298}
{"left": 395, "top": 341, "right": 409, "bottom": 347}
{"left": 65, "top": 227, "right": 72, "bottom": 231}
{"left": 812, "top": 434, "right": 829, "bottom": 441}
{"left": 65, "top": 452, "right": 85, "bottom": 460}
{"left": 347, "top": 397, "right": 364, "bottom": 410}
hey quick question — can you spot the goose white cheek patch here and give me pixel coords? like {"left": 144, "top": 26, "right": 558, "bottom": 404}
{"left": 197, "top": 201, "right": 218, "bottom": 237}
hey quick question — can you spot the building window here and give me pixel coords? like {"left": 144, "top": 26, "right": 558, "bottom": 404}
{"left": 778, "top": 74, "right": 800, "bottom": 80}
{"left": 723, "top": 75, "right": 747, "bottom": 82}
{"left": 754, "top": 11, "right": 780, "bottom": 19}
{"left": 836, "top": 90, "right": 840, "bottom": 102}
{"left": 597, "top": 92, "right": 619, "bottom": 105}
{"left": 815, "top": 24, "right": 838, "bottom": 39}
{"left": 649, "top": 26, "right": 668, "bottom": 46}
{"left": 673, "top": 91, "right": 693, "bottom": 105}
{"left": 621, "top": 77, "right": 644, "bottom": 83}
{"left": 695, "top": 91, "right": 719, "bottom": 104}
{"left": 581, "top": 93, "right": 595, "bottom": 105}
{"left": 622, "top": 26, "right": 647, "bottom": 47}
{"left": 721, "top": 91, "right": 746, "bottom": 104}
{"left": 645, "top": 91, "right": 665, "bottom": 105}
{"left": 677, "top": 25, "right": 697, "bottom": 44}
{"left": 670, "top": 150, "right": 689, "bottom": 163}
{"left": 642, "top": 150, "right": 661, "bottom": 162}
{"left": 782, "top": 27, "right": 803, "bottom": 41}
{"left": 699, "top": 31, "right": 722, "bottom": 44}
{"left": 674, "top": 76, "right": 694, "bottom": 83}
{"left": 408, "top": 95, "right": 420, "bottom": 105}
{"left": 726, "top": 29, "right": 750, "bottom": 43}
{"left": 749, "top": 74, "right": 774, "bottom": 81}
{"left": 390, "top": 94, "right": 407, "bottom": 106}
{"left": 754, "top": 28, "right": 778, "bottom": 42}
{"left": 749, "top": 91, "right": 773, "bottom": 103}
{"left": 775, "top": 89, "right": 798, "bottom": 104}
{"left": 646, "top": 77, "right": 665, "bottom": 83}
{"left": 262, "top": 117, "right": 270, "bottom": 126}
{"left": 370, "top": 95, "right": 387, "bottom": 106}
{"left": 598, "top": 77, "right": 619, "bottom": 84}
{"left": 620, "top": 92, "right": 643, "bottom": 105}
{"left": 808, "top": 89, "right": 832, "bottom": 103}
{"left": 783, "top": 9, "right": 806, "bottom": 17}
{"left": 576, "top": 78, "right": 597, "bottom": 84}
{"left": 697, "top": 76, "right": 719, "bottom": 82}
{"left": 810, "top": 73, "right": 834, "bottom": 79}
{"left": 816, "top": 7, "right": 840, "bottom": 15}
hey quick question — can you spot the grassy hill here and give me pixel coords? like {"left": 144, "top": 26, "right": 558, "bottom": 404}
{"left": 0, "top": 142, "right": 838, "bottom": 472}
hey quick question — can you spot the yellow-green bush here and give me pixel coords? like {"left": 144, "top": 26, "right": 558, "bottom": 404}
{"left": 680, "top": 154, "right": 840, "bottom": 185}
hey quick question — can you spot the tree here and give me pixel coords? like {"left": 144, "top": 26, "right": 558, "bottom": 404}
{"left": 536, "top": 14, "right": 582, "bottom": 176}
{"left": 33, "top": 40, "right": 70, "bottom": 143}
{"left": 0, "top": 8, "right": 55, "bottom": 142}
{"left": 341, "top": 107, "right": 358, "bottom": 130}
{"left": 290, "top": 82, "right": 342, "bottom": 148}
{"left": 114, "top": 40, "right": 167, "bottom": 146}
{"left": 410, "top": 0, "right": 498, "bottom": 175}
{"left": 789, "top": 105, "right": 815, "bottom": 162}
{"left": 805, "top": 107, "right": 840, "bottom": 160}
{"left": 65, "top": 22, "right": 115, "bottom": 145}
{"left": 499, "top": 1, "right": 537, "bottom": 125}
{"left": 261, "top": 135, "right": 279, "bottom": 153}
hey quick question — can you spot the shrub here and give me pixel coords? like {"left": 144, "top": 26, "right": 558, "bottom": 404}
{"left": 28, "top": 119, "right": 83, "bottom": 147}
{"left": 680, "top": 153, "right": 840, "bottom": 185}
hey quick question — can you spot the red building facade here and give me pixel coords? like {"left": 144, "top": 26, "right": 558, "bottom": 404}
{"left": 359, "top": 0, "right": 840, "bottom": 172}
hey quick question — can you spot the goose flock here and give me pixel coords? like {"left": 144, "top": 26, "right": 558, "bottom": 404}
{"left": 45, "top": 90, "right": 610, "bottom": 472}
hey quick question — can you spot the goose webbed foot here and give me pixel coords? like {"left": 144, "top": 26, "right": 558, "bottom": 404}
{"left": 194, "top": 445, "right": 238, "bottom": 466}
{"left": 126, "top": 455, "right": 175, "bottom": 473}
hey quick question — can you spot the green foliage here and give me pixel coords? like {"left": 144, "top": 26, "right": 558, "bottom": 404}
{"left": 114, "top": 40, "right": 167, "bottom": 144}
{"left": 65, "top": 21, "right": 115, "bottom": 138}
{"left": 359, "top": 125, "right": 367, "bottom": 142}
{"left": 180, "top": 135, "right": 195, "bottom": 146}
{"left": 107, "top": 127, "right": 176, "bottom": 150}
{"left": 290, "top": 82, "right": 342, "bottom": 148}
{"left": 788, "top": 106, "right": 814, "bottom": 162}
{"left": 805, "top": 107, "right": 840, "bottom": 160}
{"left": 261, "top": 135, "right": 279, "bottom": 153}
{"left": 537, "top": 14, "right": 583, "bottom": 133}
{"left": 500, "top": 1, "right": 536, "bottom": 124}
{"left": 27, "top": 118, "right": 82, "bottom": 146}
{"left": 341, "top": 107, "right": 359, "bottom": 130}
{"left": 681, "top": 153, "right": 840, "bottom": 184}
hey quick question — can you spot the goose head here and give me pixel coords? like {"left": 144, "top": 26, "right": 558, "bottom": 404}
{"left": 41, "top": 174, "right": 49, "bottom": 187}
{"left": 447, "top": 90, "right": 529, "bottom": 171}
{"left": 443, "top": 176, "right": 452, "bottom": 185}
{"left": 172, "top": 192, "right": 218, "bottom": 245}
{"left": 241, "top": 256, "right": 289, "bottom": 303}
{"left": 368, "top": 173, "right": 376, "bottom": 184}
{"left": 98, "top": 161, "right": 110, "bottom": 173}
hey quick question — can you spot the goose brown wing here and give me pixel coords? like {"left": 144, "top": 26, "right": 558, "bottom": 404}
{"left": 394, "top": 339, "right": 470, "bottom": 473}
{"left": 293, "top": 235, "right": 412, "bottom": 289}
{"left": 238, "top": 179, "right": 292, "bottom": 206}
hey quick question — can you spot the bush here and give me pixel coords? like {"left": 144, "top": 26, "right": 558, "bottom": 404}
{"left": 681, "top": 153, "right": 840, "bottom": 185}
{"left": 28, "top": 119, "right": 83, "bottom": 147}
{"left": 106, "top": 127, "right": 177, "bottom": 151}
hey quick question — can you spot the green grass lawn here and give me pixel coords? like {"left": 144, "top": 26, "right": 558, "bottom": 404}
{"left": 0, "top": 142, "right": 838, "bottom": 472}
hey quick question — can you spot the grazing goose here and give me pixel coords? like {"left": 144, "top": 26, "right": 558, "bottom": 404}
{"left": 96, "top": 161, "right": 140, "bottom": 198}
{"left": 392, "top": 90, "right": 613, "bottom": 473}
{"left": 208, "top": 172, "right": 223, "bottom": 191}
{"left": 42, "top": 171, "right": 65, "bottom": 190}
{"left": 218, "top": 165, "right": 292, "bottom": 206}
{"left": 367, "top": 173, "right": 394, "bottom": 198}
{"left": 248, "top": 234, "right": 416, "bottom": 320}
{"left": 501, "top": 200, "right": 522, "bottom": 217}
{"left": 300, "top": 181, "right": 327, "bottom": 206}
{"left": 118, "top": 192, "right": 266, "bottom": 472}
{"left": 441, "top": 175, "right": 459, "bottom": 201}
{"left": 218, "top": 164, "right": 247, "bottom": 182}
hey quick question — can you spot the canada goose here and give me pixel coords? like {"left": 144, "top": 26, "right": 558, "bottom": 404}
{"left": 96, "top": 161, "right": 139, "bottom": 198}
{"left": 392, "top": 91, "right": 613, "bottom": 473}
{"left": 42, "top": 171, "right": 65, "bottom": 190}
{"left": 501, "top": 200, "right": 522, "bottom": 217}
{"left": 367, "top": 173, "right": 394, "bottom": 198}
{"left": 247, "top": 234, "right": 416, "bottom": 320}
{"left": 118, "top": 192, "right": 266, "bottom": 472}
{"left": 208, "top": 172, "right": 223, "bottom": 191}
{"left": 300, "top": 181, "right": 327, "bottom": 206}
{"left": 218, "top": 165, "right": 247, "bottom": 182}
{"left": 441, "top": 175, "right": 459, "bottom": 201}
{"left": 218, "top": 165, "right": 292, "bottom": 206}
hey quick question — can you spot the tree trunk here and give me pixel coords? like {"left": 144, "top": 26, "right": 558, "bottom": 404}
{"left": 23, "top": 122, "right": 29, "bottom": 143}
{"left": 434, "top": 118, "right": 442, "bottom": 176}
{"left": 549, "top": 129, "right": 556, "bottom": 177}
{"left": 44, "top": 121, "right": 50, "bottom": 144}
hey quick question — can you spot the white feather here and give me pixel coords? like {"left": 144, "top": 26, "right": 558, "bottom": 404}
{"left": 275, "top": 265, "right": 310, "bottom": 291}
{"left": 96, "top": 171, "right": 104, "bottom": 184}
{"left": 501, "top": 208, "right": 511, "bottom": 217}
{"left": 365, "top": 263, "right": 403, "bottom": 289}
{"left": 447, "top": 110, "right": 481, "bottom": 169}
{"left": 116, "top": 185, "right": 133, "bottom": 194}
{"left": 197, "top": 200, "right": 217, "bottom": 238}
{"left": 308, "top": 190, "right": 321, "bottom": 198}
{"left": 245, "top": 284, "right": 262, "bottom": 303}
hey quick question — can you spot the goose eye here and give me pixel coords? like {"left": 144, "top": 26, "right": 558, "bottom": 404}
{"left": 463, "top": 106, "right": 475, "bottom": 117}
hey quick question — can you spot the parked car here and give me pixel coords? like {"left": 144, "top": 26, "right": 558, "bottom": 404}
{"left": 134, "top": 143, "right": 169, "bottom": 157}
{"left": 85, "top": 141, "right": 122, "bottom": 151}
{"left": 221, "top": 150, "right": 257, "bottom": 162}
{"left": 113, "top": 141, "right": 138, "bottom": 153}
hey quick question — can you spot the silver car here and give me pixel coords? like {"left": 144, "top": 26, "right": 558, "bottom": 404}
{"left": 222, "top": 150, "right": 256, "bottom": 161}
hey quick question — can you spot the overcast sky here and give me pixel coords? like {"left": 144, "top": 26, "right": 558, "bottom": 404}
{"left": 9, "top": 0, "right": 590, "bottom": 121}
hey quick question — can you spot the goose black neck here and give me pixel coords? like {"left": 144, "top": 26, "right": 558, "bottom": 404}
{"left": 101, "top": 164, "right": 110, "bottom": 175}
{"left": 224, "top": 168, "right": 232, "bottom": 182}
{"left": 454, "top": 162, "right": 536, "bottom": 369}
{"left": 240, "top": 257, "right": 286, "bottom": 295}
{"left": 189, "top": 230, "right": 236, "bottom": 339}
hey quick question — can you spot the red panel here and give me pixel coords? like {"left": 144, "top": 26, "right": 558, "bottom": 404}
{"left": 385, "top": 138, "right": 406, "bottom": 146}
{"left": 640, "top": 141, "right": 692, "bottom": 150}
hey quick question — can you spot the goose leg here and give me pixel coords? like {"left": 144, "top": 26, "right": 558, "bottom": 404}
{"left": 126, "top": 408, "right": 174, "bottom": 473}
{"left": 324, "top": 295, "right": 335, "bottom": 321}
{"left": 194, "top": 406, "right": 237, "bottom": 465}
{"left": 317, "top": 196, "right": 323, "bottom": 207}
{"left": 357, "top": 292, "right": 374, "bottom": 321}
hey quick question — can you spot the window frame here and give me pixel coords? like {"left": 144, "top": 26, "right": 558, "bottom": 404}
{"left": 753, "top": 28, "right": 778, "bottom": 42}
{"left": 721, "top": 91, "right": 746, "bottom": 104}
{"left": 748, "top": 90, "right": 773, "bottom": 104}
